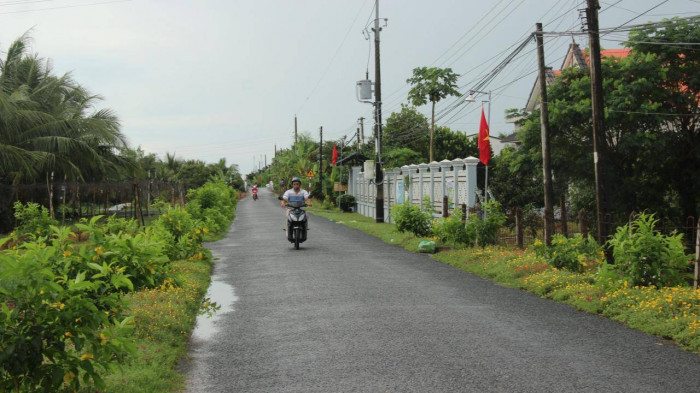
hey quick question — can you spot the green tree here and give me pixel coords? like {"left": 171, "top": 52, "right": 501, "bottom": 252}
{"left": 497, "top": 18, "right": 698, "bottom": 226}
{"left": 407, "top": 67, "right": 460, "bottom": 162}
{"left": 383, "top": 104, "right": 430, "bottom": 158}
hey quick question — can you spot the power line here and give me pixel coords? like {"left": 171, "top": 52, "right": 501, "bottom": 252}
{"left": 295, "top": 0, "right": 371, "bottom": 115}
{"left": 0, "top": 0, "right": 130, "bottom": 14}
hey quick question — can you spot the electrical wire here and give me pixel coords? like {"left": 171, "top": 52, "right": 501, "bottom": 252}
{"left": 295, "top": 0, "right": 371, "bottom": 115}
{"left": 0, "top": 0, "right": 130, "bottom": 14}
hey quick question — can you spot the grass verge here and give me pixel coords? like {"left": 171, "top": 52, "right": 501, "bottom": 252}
{"left": 91, "top": 259, "right": 212, "bottom": 392}
{"left": 310, "top": 208, "right": 700, "bottom": 353}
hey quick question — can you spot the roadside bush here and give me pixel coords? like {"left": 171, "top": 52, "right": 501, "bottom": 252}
{"left": 13, "top": 201, "right": 57, "bottom": 237}
{"left": 0, "top": 236, "right": 134, "bottom": 393}
{"left": 102, "top": 215, "right": 139, "bottom": 235}
{"left": 432, "top": 209, "right": 472, "bottom": 247}
{"left": 186, "top": 181, "right": 237, "bottom": 233}
{"left": 607, "top": 212, "right": 691, "bottom": 288}
{"left": 391, "top": 202, "right": 432, "bottom": 237}
{"left": 532, "top": 234, "right": 603, "bottom": 273}
{"left": 466, "top": 201, "right": 506, "bottom": 247}
{"left": 338, "top": 194, "right": 355, "bottom": 212}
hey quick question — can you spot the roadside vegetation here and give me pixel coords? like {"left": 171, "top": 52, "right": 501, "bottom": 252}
{"left": 310, "top": 205, "right": 700, "bottom": 353}
{"left": 0, "top": 181, "right": 237, "bottom": 392}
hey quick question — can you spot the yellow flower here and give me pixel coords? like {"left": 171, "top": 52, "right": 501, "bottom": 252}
{"left": 100, "top": 333, "right": 108, "bottom": 345}
{"left": 149, "top": 268, "right": 155, "bottom": 274}
{"left": 92, "top": 256, "right": 99, "bottom": 261}
{"left": 203, "top": 228, "right": 209, "bottom": 233}
{"left": 94, "top": 246, "right": 104, "bottom": 255}
{"left": 80, "top": 353, "right": 94, "bottom": 362}
{"left": 50, "top": 302, "right": 65, "bottom": 310}
{"left": 195, "top": 229, "right": 201, "bottom": 234}
{"left": 65, "top": 332, "right": 73, "bottom": 338}
{"left": 162, "top": 213, "right": 167, "bottom": 217}
{"left": 63, "top": 371, "right": 75, "bottom": 383}
{"left": 63, "top": 250, "right": 72, "bottom": 258}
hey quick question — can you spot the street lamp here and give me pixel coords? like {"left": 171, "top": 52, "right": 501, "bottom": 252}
{"left": 465, "top": 89, "right": 491, "bottom": 203}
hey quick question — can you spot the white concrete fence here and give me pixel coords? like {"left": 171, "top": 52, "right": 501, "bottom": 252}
{"left": 348, "top": 157, "right": 481, "bottom": 222}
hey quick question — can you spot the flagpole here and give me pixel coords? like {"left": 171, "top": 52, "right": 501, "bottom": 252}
{"left": 485, "top": 91, "right": 491, "bottom": 203}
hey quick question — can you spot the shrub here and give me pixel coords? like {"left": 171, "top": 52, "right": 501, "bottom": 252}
{"left": 0, "top": 234, "right": 133, "bottom": 392}
{"left": 13, "top": 201, "right": 57, "bottom": 237}
{"left": 532, "top": 234, "right": 603, "bottom": 273}
{"left": 391, "top": 202, "right": 432, "bottom": 237}
{"left": 338, "top": 194, "right": 355, "bottom": 212}
{"left": 432, "top": 209, "right": 472, "bottom": 247}
{"left": 607, "top": 212, "right": 691, "bottom": 287}
{"left": 466, "top": 201, "right": 506, "bottom": 247}
{"left": 102, "top": 215, "right": 139, "bottom": 235}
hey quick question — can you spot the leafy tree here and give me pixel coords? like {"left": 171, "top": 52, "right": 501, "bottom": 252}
{"left": 383, "top": 148, "right": 422, "bottom": 169}
{"left": 383, "top": 104, "right": 430, "bottom": 158}
{"left": 433, "top": 126, "right": 478, "bottom": 161}
{"left": 407, "top": 67, "right": 460, "bottom": 162}
{"left": 626, "top": 17, "right": 700, "bottom": 221}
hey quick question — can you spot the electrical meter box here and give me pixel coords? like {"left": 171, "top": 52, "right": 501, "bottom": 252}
{"left": 363, "top": 160, "right": 375, "bottom": 180}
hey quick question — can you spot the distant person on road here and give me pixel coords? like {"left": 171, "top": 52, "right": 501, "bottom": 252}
{"left": 281, "top": 177, "right": 311, "bottom": 210}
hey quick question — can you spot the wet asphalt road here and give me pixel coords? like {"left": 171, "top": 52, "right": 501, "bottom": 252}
{"left": 182, "top": 189, "right": 700, "bottom": 392}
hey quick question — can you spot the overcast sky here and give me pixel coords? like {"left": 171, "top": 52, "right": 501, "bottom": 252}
{"left": 1, "top": 0, "right": 697, "bottom": 174}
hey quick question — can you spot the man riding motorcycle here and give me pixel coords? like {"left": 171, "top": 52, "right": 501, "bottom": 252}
{"left": 281, "top": 177, "right": 311, "bottom": 209}
{"left": 252, "top": 185, "right": 258, "bottom": 200}
{"left": 281, "top": 177, "right": 311, "bottom": 248}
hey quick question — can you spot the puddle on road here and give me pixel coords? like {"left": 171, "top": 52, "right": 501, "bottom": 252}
{"left": 190, "top": 277, "right": 238, "bottom": 341}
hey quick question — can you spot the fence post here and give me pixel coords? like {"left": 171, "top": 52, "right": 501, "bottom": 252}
{"left": 578, "top": 209, "right": 588, "bottom": 237}
{"left": 442, "top": 196, "right": 449, "bottom": 217}
{"left": 461, "top": 204, "right": 467, "bottom": 222}
{"left": 695, "top": 219, "right": 699, "bottom": 290}
{"left": 516, "top": 207, "right": 524, "bottom": 249}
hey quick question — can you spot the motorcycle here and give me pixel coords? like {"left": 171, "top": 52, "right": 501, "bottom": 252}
{"left": 252, "top": 189, "right": 258, "bottom": 201}
{"left": 285, "top": 198, "right": 308, "bottom": 250}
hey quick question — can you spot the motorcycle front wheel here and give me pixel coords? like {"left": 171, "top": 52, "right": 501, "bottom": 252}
{"left": 294, "top": 227, "right": 300, "bottom": 250}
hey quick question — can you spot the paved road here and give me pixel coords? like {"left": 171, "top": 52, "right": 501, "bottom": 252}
{"left": 182, "top": 188, "right": 700, "bottom": 392}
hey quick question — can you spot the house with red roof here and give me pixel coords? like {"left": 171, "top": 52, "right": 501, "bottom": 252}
{"left": 524, "top": 41, "right": 631, "bottom": 112}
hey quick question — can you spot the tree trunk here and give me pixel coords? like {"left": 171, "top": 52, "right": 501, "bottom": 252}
{"left": 62, "top": 174, "right": 67, "bottom": 223}
{"left": 430, "top": 100, "right": 436, "bottom": 162}
{"left": 46, "top": 172, "right": 55, "bottom": 219}
{"left": 560, "top": 192, "right": 568, "bottom": 238}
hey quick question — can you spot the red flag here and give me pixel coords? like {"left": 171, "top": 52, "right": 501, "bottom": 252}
{"left": 478, "top": 108, "right": 491, "bottom": 165}
{"left": 331, "top": 144, "right": 338, "bottom": 166}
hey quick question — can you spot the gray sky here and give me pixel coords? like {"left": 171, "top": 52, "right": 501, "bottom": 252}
{"left": 1, "top": 0, "right": 697, "bottom": 174}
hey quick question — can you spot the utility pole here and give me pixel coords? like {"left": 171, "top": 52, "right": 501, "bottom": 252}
{"left": 319, "top": 126, "right": 323, "bottom": 198}
{"left": 536, "top": 22, "right": 555, "bottom": 246}
{"left": 586, "top": 0, "right": 610, "bottom": 246}
{"left": 372, "top": 0, "right": 384, "bottom": 223}
{"left": 294, "top": 115, "right": 298, "bottom": 153}
{"left": 356, "top": 126, "right": 361, "bottom": 152}
{"left": 359, "top": 117, "right": 365, "bottom": 143}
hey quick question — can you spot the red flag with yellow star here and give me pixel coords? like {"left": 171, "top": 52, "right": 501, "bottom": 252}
{"left": 478, "top": 107, "right": 491, "bottom": 165}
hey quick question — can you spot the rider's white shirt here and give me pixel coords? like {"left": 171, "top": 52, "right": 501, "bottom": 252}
{"left": 282, "top": 189, "right": 309, "bottom": 201}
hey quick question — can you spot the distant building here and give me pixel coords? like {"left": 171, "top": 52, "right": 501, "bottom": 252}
{"left": 465, "top": 133, "right": 519, "bottom": 155}
{"left": 525, "top": 41, "right": 631, "bottom": 112}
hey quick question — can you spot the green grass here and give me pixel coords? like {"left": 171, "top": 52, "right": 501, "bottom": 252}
{"left": 94, "top": 259, "right": 212, "bottom": 393}
{"left": 309, "top": 208, "right": 428, "bottom": 252}
{"left": 310, "top": 209, "right": 700, "bottom": 354}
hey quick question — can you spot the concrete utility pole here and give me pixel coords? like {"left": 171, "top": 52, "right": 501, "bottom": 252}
{"left": 372, "top": 0, "right": 384, "bottom": 223}
{"left": 319, "top": 126, "right": 323, "bottom": 198}
{"left": 294, "top": 116, "right": 298, "bottom": 153}
{"left": 536, "top": 23, "right": 555, "bottom": 246}
{"left": 586, "top": 0, "right": 610, "bottom": 246}
{"left": 359, "top": 117, "right": 365, "bottom": 143}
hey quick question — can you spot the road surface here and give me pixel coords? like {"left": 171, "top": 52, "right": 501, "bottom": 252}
{"left": 182, "top": 188, "right": 700, "bottom": 392}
